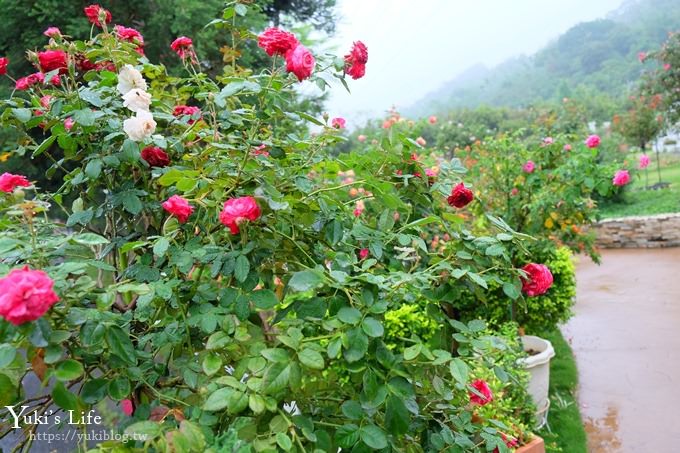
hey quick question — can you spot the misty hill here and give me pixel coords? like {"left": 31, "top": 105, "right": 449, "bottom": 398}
{"left": 406, "top": 0, "right": 680, "bottom": 119}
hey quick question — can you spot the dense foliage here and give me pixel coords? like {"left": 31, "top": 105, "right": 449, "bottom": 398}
{"left": 0, "top": 5, "right": 555, "bottom": 453}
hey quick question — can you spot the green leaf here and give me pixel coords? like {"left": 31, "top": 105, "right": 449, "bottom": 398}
{"left": 263, "top": 361, "right": 292, "bottom": 394}
{"left": 55, "top": 359, "right": 84, "bottom": 381}
{"left": 485, "top": 244, "right": 505, "bottom": 256}
{"left": 52, "top": 381, "right": 78, "bottom": 410}
{"left": 276, "top": 433, "right": 293, "bottom": 451}
{"left": 72, "top": 233, "right": 108, "bottom": 246}
{"left": 73, "top": 109, "right": 96, "bottom": 126}
{"left": 203, "top": 387, "right": 233, "bottom": 411}
{"left": 108, "top": 377, "right": 131, "bottom": 400}
{"left": 468, "top": 319, "right": 486, "bottom": 332}
{"left": 467, "top": 272, "right": 488, "bottom": 289}
{"left": 449, "top": 358, "right": 469, "bottom": 385}
{"left": 12, "top": 108, "right": 32, "bottom": 123}
{"left": 120, "top": 191, "right": 143, "bottom": 215}
{"left": 153, "top": 237, "right": 170, "bottom": 257}
{"left": 503, "top": 281, "right": 521, "bottom": 300}
{"left": 32, "top": 135, "right": 57, "bottom": 157}
{"left": 337, "top": 306, "right": 362, "bottom": 325}
{"left": 0, "top": 344, "right": 17, "bottom": 368}
{"left": 335, "top": 424, "right": 360, "bottom": 449}
{"left": 403, "top": 343, "right": 422, "bottom": 361}
{"left": 343, "top": 327, "right": 368, "bottom": 363}
{"left": 327, "top": 337, "right": 342, "bottom": 359}
{"left": 105, "top": 325, "right": 137, "bottom": 365}
{"left": 206, "top": 331, "right": 230, "bottom": 350}
{"left": 227, "top": 390, "right": 248, "bottom": 414}
{"left": 67, "top": 209, "right": 93, "bottom": 227}
{"left": 234, "top": 255, "right": 250, "bottom": 283}
{"left": 81, "top": 378, "right": 108, "bottom": 404}
{"left": 249, "top": 394, "right": 266, "bottom": 414}
{"left": 360, "top": 424, "right": 388, "bottom": 449}
{"left": 385, "top": 395, "right": 410, "bottom": 435}
{"left": 125, "top": 421, "right": 162, "bottom": 439}
{"left": 261, "top": 348, "right": 290, "bottom": 363}
{"left": 251, "top": 289, "right": 278, "bottom": 309}
{"left": 361, "top": 317, "right": 384, "bottom": 337}
{"left": 234, "top": 3, "right": 248, "bottom": 15}
{"left": 80, "top": 88, "right": 104, "bottom": 107}
{"left": 288, "top": 270, "right": 324, "bottom": 292}
{"left": 85, "top": 159, "right": 102, "bottom": 179}
{"left": 202, "top": 353, "right": 222, "bottom": 376}
{"left": 341, "top": 400, "right": 363, "bottom": 420}
{"left": 298, "top": 348, "right": 324, "bottom": 370}
{"left": 0, "top": 374, "right": 17, "bottom": 406}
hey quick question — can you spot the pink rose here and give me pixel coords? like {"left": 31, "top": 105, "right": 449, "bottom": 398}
{"left": 428, "top": 115, "right": 437, "bottom": 124}
{"left": 344, "top": 41, "right": 367, "bottom": 80}
{"left": 357, "top": 134, "right": 366, "bottom": 142}
{"left": 0, "top": 57, "right": 8, "bottom": 75}
{"left": 15, "top": 72, "right": 45, "bottom": 91}
{"left": 664, "top": 63, "right": 671, "bottom": 71}
{"left": 639, "top": 154, "right": 650, "bottom": 169}
{"left": 219, "top": 196, "right": 261, "bottom": 234}
{"left": 382, "top": 120, "right": 392, "bottom": 129}
{"left": 40, "top": 95, "right": 53, "bottom": 109}
{"left": 43, "top": 27, "right": 61, "bottom": 38}
{"left": 359, "top": 248, "right": 369, "bottom": 260}
{"left": 563, "top": 144, "right": 572, "bottom": 151}
{"left": 114, "top": 25, "right": 144, "bottom": 45}
{"left": 285, "top": 44, "right": 315, "bottom": 81}
{"left": 510, "top": 188, "right": 519, "bottom": 196}
{"left": 252, "top": 144, "right": 269, "bottom": 157}
{"left": 0, "top": 173, "right": 31, "bottom": 192}
{"left": 0, "top": 267, "right": 59, "bottom": 325}
{"left": 425, "top": 168, "right": 438, "bottom": 178}
{"left": 585, "top": 134, "right": 601, "bottom": 148}
{"left": 447, "top": 183, "right": 473, "bottom": 208}
{"left": 638, "top": 52, "right": 646, "bottom": 63}
{"left": 173, "top": 105, "right": 201, "bottom": 124}
{"left": 543, "top": 137, "right": 554, "bottom": 145}
{"left": 522, "top": 160, "right": 535, "bottom": 173}
{"left": 120, "top": 399, "right": 134, "bottom": 416}
{"left": 469, "top": 379, "right": 493, "bottom": 406}
{"left": 331, "top": 117, "right": 346, "bottom": 129}
{"left": 170, "top": 36, "right": 197, "bottom": 63}
{"left": 415, "top": 137, "right": 426, "bottom": 146}
{"left": 612, "top": 169, "right": 630, "bottom": 186}
{"left": 64, "top": 117, "right": 75, "bottom": 130}
{"left": 141, "top": 146, "right": 170, "bottom": 168}
{"left": 84, "top": 4, "right": 112, "bottom": 27}
{"left": 520, "top": 263, "right": 553, "bottom": 297}
{"left": 258, "top": 27, "right": 299, "bottom": 57}
{"left": 162, "top": 195, "right": 194, "bottom": 224}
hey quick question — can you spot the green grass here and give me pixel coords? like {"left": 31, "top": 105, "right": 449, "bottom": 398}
{"left": 599, "top": 155, "right": 680, "bottom": 218}
{"left": 536, "top": 329, "right": 587, "bottom": 453}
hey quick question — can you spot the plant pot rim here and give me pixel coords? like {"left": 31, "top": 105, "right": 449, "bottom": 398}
{"left": 519, "top": 335, "right": 555, "bottom": 368}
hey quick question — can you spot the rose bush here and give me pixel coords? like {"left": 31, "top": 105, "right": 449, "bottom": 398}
{"left": 0, "top": 4, "right": 547, "bottom": 452}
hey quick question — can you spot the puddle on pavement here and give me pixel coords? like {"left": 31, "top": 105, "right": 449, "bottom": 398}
{"left": 584, "top": 405, "right": 622, "bottom": 452}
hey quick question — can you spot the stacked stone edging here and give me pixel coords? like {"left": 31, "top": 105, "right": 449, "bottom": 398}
{"left": 593, "top": 213, "right": 680, "bottom": 248}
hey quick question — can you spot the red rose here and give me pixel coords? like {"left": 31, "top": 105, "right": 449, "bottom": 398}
{"left": 359, "top": 248, "right": 370, "bottom": 260}
{"left": 120, "top": 399, "right": 134, "bottom": 416}
{"left": 75, "top": 54, "right": 97, "bottom": 72}
{"left": 285, "top": 44, "right": 315, "bottom": 81}
{"left": 520, "top": 263, "right": 553, "bottom": 297}
{"left": 15, "top": 72, "right": 44, "bottom": 91}
{"left": 114, "top": 25, "right": 144, "bottom": 45}
{"left": 345, "top": 41, "right": 368, "bottom": 80}
{"left": 170, "top": 36, "right": 197, "bottom": 63}
{"left": 0, "top": 57, "right": 8, "bottom": 75}
{"left": 258, "top": 27, "right": 299, "bottom": 57}
{"left": 173, "top": 105, "right": 201, "bottom": 124}
{"left": 0, "top": 267, "right": 59, "bottom": 325}
{"left": 38, "top": 50, "right": 68, "bottom": 74}
{"left": 219, "top": 196, "right": 261, "bottom": 234}
{"left": 141, "top": 146, "right": 170, "bottom": 168}
{"left": 84, "top": 4, "right": 112, "bottom": 27}
{"left": 447, "top": 183, "right": 473, "bottom": 208}
{"left": 162, "top": 195, "right": 194, "bottom": 224}
{"left": 0, "top": 173, "right": 31, "bottom": 192}
{"left": 469, "top": 379, "right": 493, "bottom": 406}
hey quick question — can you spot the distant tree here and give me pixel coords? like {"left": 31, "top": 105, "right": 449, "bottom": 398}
{"left": 642, "top": 31, "right": 680, "bottom": 124}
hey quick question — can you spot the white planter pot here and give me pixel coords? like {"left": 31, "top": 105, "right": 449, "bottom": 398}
{"left": 519, "top": 335, "right": 555, "bottom": 429}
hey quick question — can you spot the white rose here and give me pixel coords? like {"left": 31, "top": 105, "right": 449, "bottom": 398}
{"left": 123, "top": 111, "right": 156, "bottom": 142}
{"left": 122, "top": 88, "right": 151, "bottom": 113}
{"left": 117, "top": 64, "right": 147, "bottom": 95}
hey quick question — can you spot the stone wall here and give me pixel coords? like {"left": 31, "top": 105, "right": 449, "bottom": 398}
{"left": 593, "top": 213, "right": 680, "bottom": 248}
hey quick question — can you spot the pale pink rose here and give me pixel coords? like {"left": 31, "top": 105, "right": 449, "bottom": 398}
{"left": 357, "top": 134, "right": 366, "bottom": 142}
{"left": 663, "top": 63, "right": 671, "bottom": 71}
{"left": 415, "top": 136, "right": 426, "bottom": 146}
{"left": 543, "top": 137, "right": 554, "bottom": 145}
{"left": 563, "top": 144, "right": 572, "bottom": 151}
{"left": 0, "top": 267, "right": 59, "bottom": 325}
{"left": 331, "top": 117, "right": 346, "bottom": 129}
{"left": 428, "top": 115, "right": 437, "bottom": 124}
{"left": 43, "top": 27, "right": 62, "bottom": 38}
{"left": 638, "top": 52, "right": 646, "bottom": 63}
{"left": 612, "top": 170, "right": 630, "bottom": 186}
{"left": 639, "top": 154, "right": 650, "bottom": 169}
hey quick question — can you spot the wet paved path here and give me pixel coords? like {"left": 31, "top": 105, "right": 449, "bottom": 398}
{"left": 563, "top": 248, "right": 680, "bottom": 452}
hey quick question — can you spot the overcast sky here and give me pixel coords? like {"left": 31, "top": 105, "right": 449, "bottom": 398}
{"left": 324, "top": 0, "right": 625, "bottom": 126}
